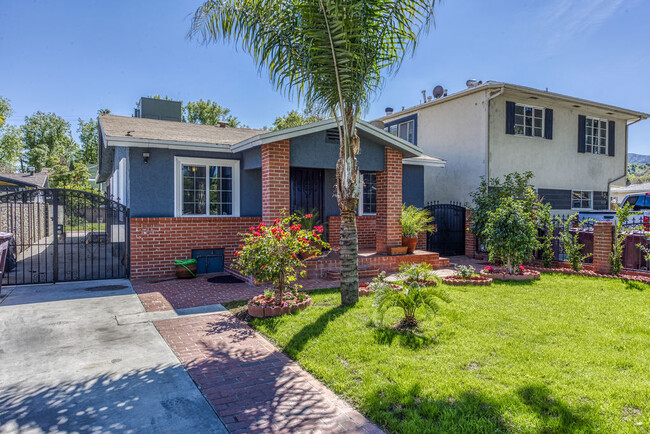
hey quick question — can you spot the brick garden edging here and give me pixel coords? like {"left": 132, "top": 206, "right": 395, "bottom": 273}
{"left": 480, "top": 270, "right": 540, "bottom": 281}
{"left": 442, "top": 276, "right": 493, "bottom": 286}
{"left": 527, "top": 265, "right": 650, "bottom": 284}
{"left": 247, "top": 295, "right": 312, "bottom": 318}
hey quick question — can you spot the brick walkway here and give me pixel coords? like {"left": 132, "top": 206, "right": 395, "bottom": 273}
{"left": 155, "top": 312, "right": 381, "bottom": 433}
{"left": 133, "top": 274, "right": 342, "bottom": 312}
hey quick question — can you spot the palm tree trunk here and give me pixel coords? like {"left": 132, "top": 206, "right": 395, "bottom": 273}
{"left": 339, "top": 207, "right": 359, "bottom": 305}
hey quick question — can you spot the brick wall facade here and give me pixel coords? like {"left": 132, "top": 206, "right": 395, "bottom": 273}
{"left": 593, "top": 221, "right": 614, "bottom": 274}
{"left": 376, "top": 147, "right": 403, "bottom": 253}
{"left": 130, "top": 217, "right": 261, "bottom": 279}
{"left": 327, "top": 215, "right": 376, "bottom": 250}
{"left": 261, "top": 140, "right": 290, "bottom": 225}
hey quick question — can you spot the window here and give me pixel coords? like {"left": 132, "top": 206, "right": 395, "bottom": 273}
{"left": 174, "top": 157, "right": 239, "bottom": 217}
{"left": 359, "top": 172, "right": 376, "bottom": 215}
{"left": 571, "top": 190, "right": 592, "bottom": 210}
{"left": 585, "top": 116, "right": 608, "bottom": 155}
{"left": 385, "top": 115, "right": 416, "bottom": 144}
{"left": 514, "top": 104, "right": 544, "bottom": 137}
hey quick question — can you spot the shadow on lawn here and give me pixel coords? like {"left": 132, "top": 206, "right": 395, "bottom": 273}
{"left": 283, "top": 305, "right": 352, "bottom": 356}
{"left": 372, "top": 326, "right": 437, "bottom": 350}
{"left": 363, "top": 382, "right": 597, "bottom": 433}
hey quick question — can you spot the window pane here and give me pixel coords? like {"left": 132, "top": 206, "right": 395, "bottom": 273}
{"left": 208, "top": 165, "right": 233, "bottom": 216}
{"left": 362, "top": 173, "right": 376, "bottom": 214}
{"left": 534, "top": 128, "right": 542, "bottom": 137}
{"left": 525, "top": 107, "right": 532, "bottom": 116}
{"left": 515, "top": 105, "right": 524, "bottom": 115}
{"left": 534, "top": 109, "right": 542, "bottom": 118}
{"left": 514, "top": 125, "right": 524, "bottom": 135}
{"left": 586, "top": 118, "right": 592, "bottom": 127}
{"left": 525, "top": 127, "right": 532, "bottom": 136}
{"left": 534, "top": 118, "right": 542, "bottom": 128}
{"left": 182, "top": 165, "right": 206, "bottom": 215}
{"left": 515, "top": 115, "right": 524, "bottom": 126}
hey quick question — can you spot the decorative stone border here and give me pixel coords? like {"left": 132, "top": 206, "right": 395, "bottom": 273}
{"left": 480, "top": 270, "right": 540, "bottom": 281}
{"left": 248, "top": 295, "right": 312, "bottom": 318}
{"left": 528, "top": 266, "right": 650, "bottom": 284}
{"left": 358, "top": 283, "right": 373, "bottom": 296}
{"left": 442, "top": 275, "right": 492, "bottom": 286}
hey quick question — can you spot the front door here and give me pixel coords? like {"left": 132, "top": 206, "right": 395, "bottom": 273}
{"left": 290, "top": 168, "right": 324, "bottom": 222}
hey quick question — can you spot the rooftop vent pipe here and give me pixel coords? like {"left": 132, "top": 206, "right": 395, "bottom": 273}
{"left": 385, "top": 107, "right": 394, "bottom": 115}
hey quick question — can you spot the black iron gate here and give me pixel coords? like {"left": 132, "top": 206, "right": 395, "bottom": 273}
{"left": 0, "top": 188, "right": 129, "bottom": 285}
{"left": 425, "top": 202, "right": 466, "bottom": 256}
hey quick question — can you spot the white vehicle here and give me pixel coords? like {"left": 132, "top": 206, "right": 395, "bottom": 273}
{"left": 578, "top": 193, "right": 650, "bottom": 229}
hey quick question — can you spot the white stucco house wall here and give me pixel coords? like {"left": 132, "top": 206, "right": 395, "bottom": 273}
{"left": 374, "top": 81, "right": 649, "bottom": 213}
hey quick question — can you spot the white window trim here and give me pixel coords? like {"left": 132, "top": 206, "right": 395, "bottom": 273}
{"left": 571, "top": 190, "right": 593, "bottom": 211}
{"left": 174, "top": 156, "right": 240, "bottom": 217}
{"left": 358, "top": 172, "right": 377, "bottom": 216}
{"left": 513, "top": 103, "right": 545, "bottom": 139}
{"left": 584, "top": 116, "right": 609, "bottom": 155}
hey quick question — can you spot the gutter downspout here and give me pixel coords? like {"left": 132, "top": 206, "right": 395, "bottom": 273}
{"left": 486, "top": 86, "right": 505, "bottom": 182}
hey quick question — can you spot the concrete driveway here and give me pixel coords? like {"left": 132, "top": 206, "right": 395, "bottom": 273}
{"left": 0, "top": 280, "right": 227, "bottom": 433}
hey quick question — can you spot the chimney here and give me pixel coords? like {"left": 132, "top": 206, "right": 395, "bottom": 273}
{"left": 385, "top": 107, "right": 394, "bottom": 116}
{"left": 217, "top": 121, "right": 229, "bottom": 128}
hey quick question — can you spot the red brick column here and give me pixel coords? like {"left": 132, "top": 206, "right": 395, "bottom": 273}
{"left": 465, "top": 210, "right": 476, "bottom": 258}
{"left": 376, "top": 147, "right": 403, "bottom": 253}
{"left": 261, "top": 140, "right": 290, "bottom": 225}
{"left": 328, "top": 215, "right": 376, "bottom": 250}
{"left": 593, "top": 221, "right": 614, "bottom": 274}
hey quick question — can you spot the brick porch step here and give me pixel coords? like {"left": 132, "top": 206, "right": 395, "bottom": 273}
{"left": 439, "top": 257, "right": 450, "bottom": 267}
{"left": 326, "top": 267, "right": 379, "bottom": 281}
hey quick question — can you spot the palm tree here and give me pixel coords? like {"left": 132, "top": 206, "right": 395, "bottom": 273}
{"left": 190, "top": 0, "right": 436, "bottom": 306}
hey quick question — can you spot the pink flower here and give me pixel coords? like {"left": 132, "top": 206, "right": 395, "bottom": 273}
{"left": 249, "top": 226, "right": 256, "bottom": 232}
{"left": 253, "top": 231, "right": 261, "bottom": 237}
{"left": 305, "top": 214, "right": 312, "bottom": 219}
{"left": 314, "top": 225, "right": 324, "bottom": 234}
{"left": 483, "top": 265, "right": 493, "bottom": 273}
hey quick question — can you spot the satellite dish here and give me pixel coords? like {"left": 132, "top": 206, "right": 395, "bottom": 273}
{"left": 433, "top": 85, "right": 444, "bottom": 99}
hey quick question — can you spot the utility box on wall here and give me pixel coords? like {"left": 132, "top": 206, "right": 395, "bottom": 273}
{"left": 191, "top": 248, "right": 225, "bottom": 274}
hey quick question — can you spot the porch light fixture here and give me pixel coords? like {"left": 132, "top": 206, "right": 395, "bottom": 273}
{"left": 142, "top": 152, "right": 150, "bottom": 164}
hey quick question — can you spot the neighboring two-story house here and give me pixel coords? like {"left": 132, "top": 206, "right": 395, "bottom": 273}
{"left": 375, "top": 81, "right": 649, "bottom": 213}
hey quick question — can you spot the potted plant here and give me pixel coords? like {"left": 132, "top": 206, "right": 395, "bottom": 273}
{"left": 174, "top": 258, "right": 197, "bottom": 279}
{"left": 399, "top": 205, "right": 435, "bottom": 253}
{"left": 234, "top": 214, "right": 329, "bottom": 317}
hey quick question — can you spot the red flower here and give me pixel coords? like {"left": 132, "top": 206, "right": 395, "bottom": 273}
{"left": 253, "top": 231, "right": 261, "bottom": 237}
{"left": 249, "top": 226, "right": 256, "bottom": 232}
{"left": 314, "top": 225, "right": 324, "bottom": 233}
{"left": 292, "top": 253, "right": 297, "bottom": 259}
{"left": 273, "top": 218, "right": 280, "bottom": 225}
{"left": 234, "top": 251, "right": 240, "bottom": 256}
{"left": 305, "top": 214, "right": 313, "bottom": 219}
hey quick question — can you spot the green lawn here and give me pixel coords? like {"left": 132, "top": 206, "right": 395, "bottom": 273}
{"left": 225, "top": 274, "right": 650, "bottom": 433}
{"left": 63, "top": 223, "right": 105, "bottom": 232}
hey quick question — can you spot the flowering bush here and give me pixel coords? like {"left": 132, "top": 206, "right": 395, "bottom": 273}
{"left": 455, "top": 265, "right": 475, "bottom": 279}
{"left": 518, "top": 265, "right": 526, "bottom": 275}
{"left": 483, "top": 265, "right": 493, "bottom": 273}
{"left": 234, "top": 214, "right": 329, "bottom": 306}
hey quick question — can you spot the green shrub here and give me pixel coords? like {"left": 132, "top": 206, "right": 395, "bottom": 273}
{"left": 455, "top": 264, "right": 475, "bottom": 279}
{"left": 556, "top": 214, "right": 592, "bottom": 271}
{"left": 610, "top": 203, "right": 639, "bottom": 275}
{"left": 398, "top": 262, "right": 439, "bottom": 285}
{"left": 400, "top": 205, "right": 435, "bottom": 238}
{"left": 537, "top": 202, "right": 555, "bottom": 268}
{"left": 373, "top": 280, "right": 449, "bottom": 328}
{"left": 483, "top": 197, "right": 539, "bottom": 274}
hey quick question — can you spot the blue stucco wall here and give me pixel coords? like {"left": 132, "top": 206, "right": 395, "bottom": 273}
{"left": 402, "top": 164, "right": 424, "bottom": 208}
{"left": 127, "top": 147, "right": 262, "bottom": 218}
{"left": 290, "top": 131, "right": 385, "bottom": 171}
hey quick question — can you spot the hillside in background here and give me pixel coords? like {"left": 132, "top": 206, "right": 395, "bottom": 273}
{"left": 629, "top": 153, "right": 650, "bottom": 164}
{"left": 628, "top": 153, "right": 650, "bottom": 184}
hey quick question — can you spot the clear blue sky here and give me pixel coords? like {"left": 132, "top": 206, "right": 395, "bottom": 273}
{"left": 1, "top": 0, "right": 649, "bottom": 153}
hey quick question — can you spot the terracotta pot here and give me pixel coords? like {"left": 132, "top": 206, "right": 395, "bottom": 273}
{"left": 402, "top": 236, "right": 418, "bottom": 254}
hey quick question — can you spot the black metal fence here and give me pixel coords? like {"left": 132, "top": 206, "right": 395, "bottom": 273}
{"left": 1, "top": 188, "right": 130, "bottom": 285}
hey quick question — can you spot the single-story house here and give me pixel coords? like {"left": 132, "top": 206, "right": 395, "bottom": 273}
{"left": 96, "top": 100, "right": 445, "bottom": 279}
{"left": 0, "top": 168, "right": 50, "bottom": 193}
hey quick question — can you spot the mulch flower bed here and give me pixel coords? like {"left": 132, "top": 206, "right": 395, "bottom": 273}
{"left": 442, "top": 275, "right": 492, "bottom": 286}
{"left": 527, "top": 266, "right": 650, "bottom": 284}
{"left": 248, "top": 293, "right": 312, "bottom": 318}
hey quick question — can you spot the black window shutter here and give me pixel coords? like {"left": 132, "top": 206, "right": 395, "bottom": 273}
{"left": 577, "top": 115, "right": 586, "bottom": 153}
{"left": 608, "top": 120, "right": 615, "bottom": 157}
{"left": 544, "top": 108, "right": 553, "bottom": 140}
{"left": 505, "top": 101, "right": 515, "bottom": 135}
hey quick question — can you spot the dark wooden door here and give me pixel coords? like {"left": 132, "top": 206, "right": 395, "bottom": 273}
{"left": 290, "top": 168, "right": 324, "bottom": 221}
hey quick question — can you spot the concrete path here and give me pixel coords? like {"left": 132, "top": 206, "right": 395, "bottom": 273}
{"left": 0, "top": 280, "right": 226, "bottom": 434}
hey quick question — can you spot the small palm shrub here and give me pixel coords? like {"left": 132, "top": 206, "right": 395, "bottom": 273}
{"left": 373, "top": 280, "right": 449, "bottom": 328}
{"left": 400, "top": 205, "right": 435, "bottom": 238}
{"left": 556, "top": 214, "right": 592, "bottom": 271}
{"left": 398, "top": 262, "right": 440, "bottom": 285}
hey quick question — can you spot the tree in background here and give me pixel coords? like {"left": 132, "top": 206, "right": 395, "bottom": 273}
{"left": 271, "top": 106, "right": 323, "bottom": 131}
{"left": 49, "top": 160, "right": 92, "bottom": 190}
{"left": 76, "top": 109, "right": 110, "bottom": 165}
{"left": 0, "top": 96, "right": 12, "bottom": 129}
{"left": 21, "top": 112, "right": 78, "bottom": 172}
{"left": 184, "top": 99, "right": 240, "bottom": 127}
{"left": 0, "top": 125, "right": 23, "bottom": 172}
{"left": 191, "top": 0, "right": 436, "bottom": 306}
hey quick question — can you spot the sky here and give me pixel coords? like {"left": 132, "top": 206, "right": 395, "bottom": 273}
{"left": 1, "top": 0, "right": 649, "bottom": 153}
